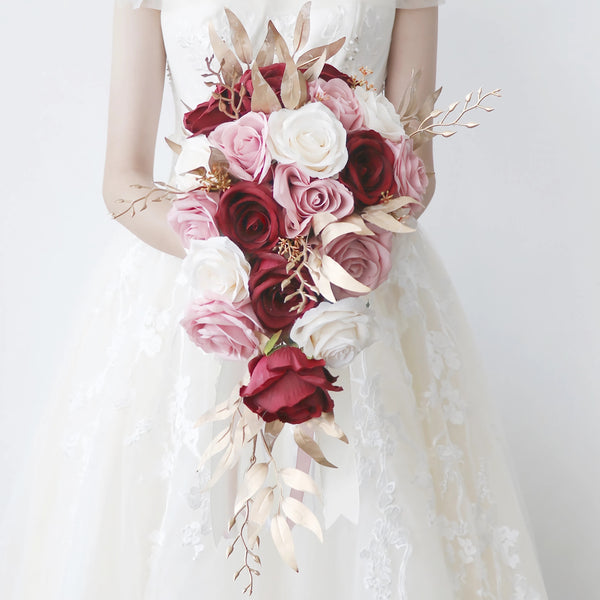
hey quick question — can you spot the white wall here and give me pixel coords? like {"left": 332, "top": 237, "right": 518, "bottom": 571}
{"left": 0, "top": 0, "right": 597, "bottom": 597}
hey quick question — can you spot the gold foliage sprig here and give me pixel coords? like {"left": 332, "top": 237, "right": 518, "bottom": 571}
{"left": 396, "top": 69, "right": 501, "bottom": 150}
{"left": 196, "top": 389, "right": 349, "bottom": 593}
{"left": 110, "top": 183, "right": 178, "bottom": 220}
{"left": 411, "top": 87, "right": 502, "bottom": 140}
{"left": 275, "top": 237, "right": 320, "bottom": 314}
{"left": 205, "top": 1, "right": 346, "bottom": 115}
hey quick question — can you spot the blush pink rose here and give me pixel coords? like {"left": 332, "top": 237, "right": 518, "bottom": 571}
{"left": 273, "top": 163, "right": 354, "bottom": 237}
{"left": 324, "top": 229, "right": 393, "bottom": 299}
{"left": 308, "top": 78, "right": 364, "bottom": 131}
{"left": 167, "top": 191, "right": 219, "bottom": 248}
{"left": 208, "top": 112, "right": 271, "bottom": 183}
{"left": 181, "top": 298, "right": 262, "bottom": 360}
{"left": 387, "top": 137, "right": 429, "bottom": 202}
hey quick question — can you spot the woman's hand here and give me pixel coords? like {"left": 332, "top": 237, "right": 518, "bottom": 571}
{"left": 103, "top": 6, "right": 185, "bottom": 258}
{"left": 385, "top": 7, "right": 439, "bottom": 218}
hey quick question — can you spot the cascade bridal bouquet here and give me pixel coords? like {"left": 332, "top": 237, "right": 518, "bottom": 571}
{"left": 113, "top": 2, "right": 499, "bottom": 593}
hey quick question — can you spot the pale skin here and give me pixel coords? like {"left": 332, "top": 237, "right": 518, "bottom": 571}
{"left": 102, "top": 5, "right": 438, "bottom": 259}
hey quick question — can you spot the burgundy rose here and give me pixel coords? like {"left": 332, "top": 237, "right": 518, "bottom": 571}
{"left": 249, "top": 252, "right": 317, "bottom": 332}
{"left": 324, "top": 228, "right": 393, "bottom": 299}
{"left": 319, "top": 63, "right": 354, "bottom": 85}
{"left": 339, "top": 130, "right": 398, "bottom": 207}
{"left": 240, "top": 346, "right": 342, "bottom": 424}
{"left": 215, "top": 182, "right": 284, "bottom": 254}
{"left": 184, "top": 84, "right": 252, "bottom": 137}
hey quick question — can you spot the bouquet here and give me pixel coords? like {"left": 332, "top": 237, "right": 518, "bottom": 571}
{"left": 114, "top": 2, "right": 499, "bottom": 593}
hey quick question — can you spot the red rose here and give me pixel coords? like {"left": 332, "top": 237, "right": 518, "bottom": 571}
{"left": 319, "top": 63, "right": 353, "bottom": 84}
{"left": 184, "top": 84, "right": 252, "bottom": 136}
{"left": 339, "top": 129, "right": 398, "bottom": 207}
{"left": 249, "top": 252, "right": 317, "bottom": 332}
{"left": 215, "top": 182, "right": 283, "bottom": 254}
{"left": 240, "top": 346, "right": 341, "bottom": 424}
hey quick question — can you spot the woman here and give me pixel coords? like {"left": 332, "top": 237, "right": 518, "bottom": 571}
{"left": 0, "top": 1, "right": 549, "bottom": 598}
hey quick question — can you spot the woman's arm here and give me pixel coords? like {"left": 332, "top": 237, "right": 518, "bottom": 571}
{"left": 103, "top": 6, "right": 185, "bottom": 258}
{"left": 385, "top": 8, "right": 439, "bottom": 218}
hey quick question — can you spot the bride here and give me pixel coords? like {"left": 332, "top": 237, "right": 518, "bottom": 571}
{"left": 0, "top": 1, "right": 549, "bottom": 599}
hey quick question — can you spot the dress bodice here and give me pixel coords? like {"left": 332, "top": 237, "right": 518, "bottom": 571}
{"left": 160, "top": 0, "right": 400, "bottom": 135}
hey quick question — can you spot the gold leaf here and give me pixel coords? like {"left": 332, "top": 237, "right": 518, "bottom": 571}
{"left": 208, "top": 147, "right": 230, "bottom": 172}
{"left": 319, "top": 215, "right": 374, "bottom": 248}
{"left": 226, "top": 544, "right": 234, "bottom": 558}
{"left": 234, "top": 462, "right": 269, "bottom": 514}
{"left": 197, "top": 426, "right": 231, "bottom": 469}
{"left": 194, "top": 401, "right": 237, "bottom": 427}
{"left": 208, "top": 22, "right": 242, "bottom": 87}
{"left": 311, "top": 211, "right": 337, "bottom": 236}
{"left": 293, "top": 426, "right": 337, "bottom": 468}
{"left": 279, "top": 467, "right": 321, "bottom": 496}
{"left": 362, "top": 211, "right": 415, "bottom": 234}
{"left": 302, "top": 49, "right": 327, "bottom": 82}
{"left": 268, "top": 20, "right": 293, "bottom": 64}
{"left": 296, "top": 37, "right": 346, "bottom": 69}
{"left": 264, "top": 419, "right": 285, "bottom": 451}
{"left": 248, "top": 487, "right": 275, "bottom": 537}
{"left": 441, "top": 130, "right": 456, "bottom": 138}
{"left": 293, "top": 1, "right": 311, "bottom": 55}
{"left": 281, "top": 497, "right": 323, "bottom": 542}
{"left": 320, "top": 255, "right": 371, "bottom": 296}
{"left": 250, "top": 62, "right": 282, "bottom": 114}
{"left": 255, "top": 26, "right": 276, "bottom": 67}
{"left": 447, "top": 100, "right": 460, "bottom": 112}
{"left": 165, "top": 136, "right": 182, "bottom": 155}
{"left": 465, "top": 91, "right": 473, "bottom": 103}
{"left": 270, "top": 514, "right": 298, "bottom": 572}
{"left": 224, "top": 8, "right": 254, "bottom": 65}
{"left": 281, "top": 59, "right": 308, "bottom": 110}
{"left": 465, "top": 122, "right": 480, "bottom": 128}
{"left": 316, "top": 412, "right": 349, "bottom": 443}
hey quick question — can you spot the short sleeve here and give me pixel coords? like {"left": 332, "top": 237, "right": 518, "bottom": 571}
{"left": 396, "top": 0, "right": 445, "bottom": 8}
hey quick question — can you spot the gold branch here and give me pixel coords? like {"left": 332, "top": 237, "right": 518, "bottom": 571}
{"left": 409, "top": 87, "right": 502, "bottom": 140}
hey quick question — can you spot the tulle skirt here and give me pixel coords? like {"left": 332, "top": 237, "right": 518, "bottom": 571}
{"left": 0, "top": 226, "right": 548, "bottom": 599}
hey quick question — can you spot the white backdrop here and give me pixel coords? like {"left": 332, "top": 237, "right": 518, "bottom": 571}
{"left": 0, "top": 1, "right": 598, "bottom": 598}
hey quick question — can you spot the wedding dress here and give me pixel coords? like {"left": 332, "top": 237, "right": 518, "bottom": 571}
{"left": 0, "top": 1, "right": 549, "bottom": 598}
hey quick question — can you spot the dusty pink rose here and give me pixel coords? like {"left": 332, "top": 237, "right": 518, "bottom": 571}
{"left": 181, "top": 298, "right": 261, "bottom": 360}
{"left": 273, "top": 163, "right": 354, "bottom": 237}
{"left": 324, "top": 229, "right": 393, "bottom": 299}
{"left": 208, "top": 112, "right": 271, "bottom": 183}
{"left": 308, "top": 78, "right": 364, "bottom": 131}
{"left": 167, "top": 191, "right": 219, "bottom": 248}
{"left": 388, "top": 137, "right": 429, "bottom": 202}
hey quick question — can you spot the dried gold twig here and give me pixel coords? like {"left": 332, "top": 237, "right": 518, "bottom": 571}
{"left": 409, "top": 87, "right": 502, "bottom": 140}
{"left": 111, "top": 183, "right": 178, "bottom": 219}
{"left": 275, "top": 237, "right": 320, "bottom": 313}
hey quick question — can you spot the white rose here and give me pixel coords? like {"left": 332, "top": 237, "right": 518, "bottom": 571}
{"left": 182, "top": 237, "right": 250, "bottom": 304}
{"left": 176, "top": 134, "right": 212, "bottom": 175}
{"left": 267, "top": 103, "right": 348, "bottom": 179}
{"left": 290, "top": 298, "right": 376, "bottom": 368}
{"left": 354, "top": 87, "right": 406, "bottom": 142}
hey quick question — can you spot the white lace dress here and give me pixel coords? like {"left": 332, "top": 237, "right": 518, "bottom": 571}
{"left": 0, "top": 1, "right": 549, "bottom": 599}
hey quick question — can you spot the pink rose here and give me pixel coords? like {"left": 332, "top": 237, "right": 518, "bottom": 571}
{"left": 323, "top": 228, "right": 393, "bottom": 299}
{"left": 388, "top": 137, "right": 429, "bottom": 202}
{"left": 308, "top": 78, "right": 364, "bottom": 131}
{"left": 181, "top": 298, "right": 262, "bottom": 360}
{"left": 273, "top": 163, "right": 354, "bottom": 237}
{"left": 167, "top": 191, "right": 219, "bottom": 248}
{"left": 208, "top": 112, "right": 271, "bottom": 183}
